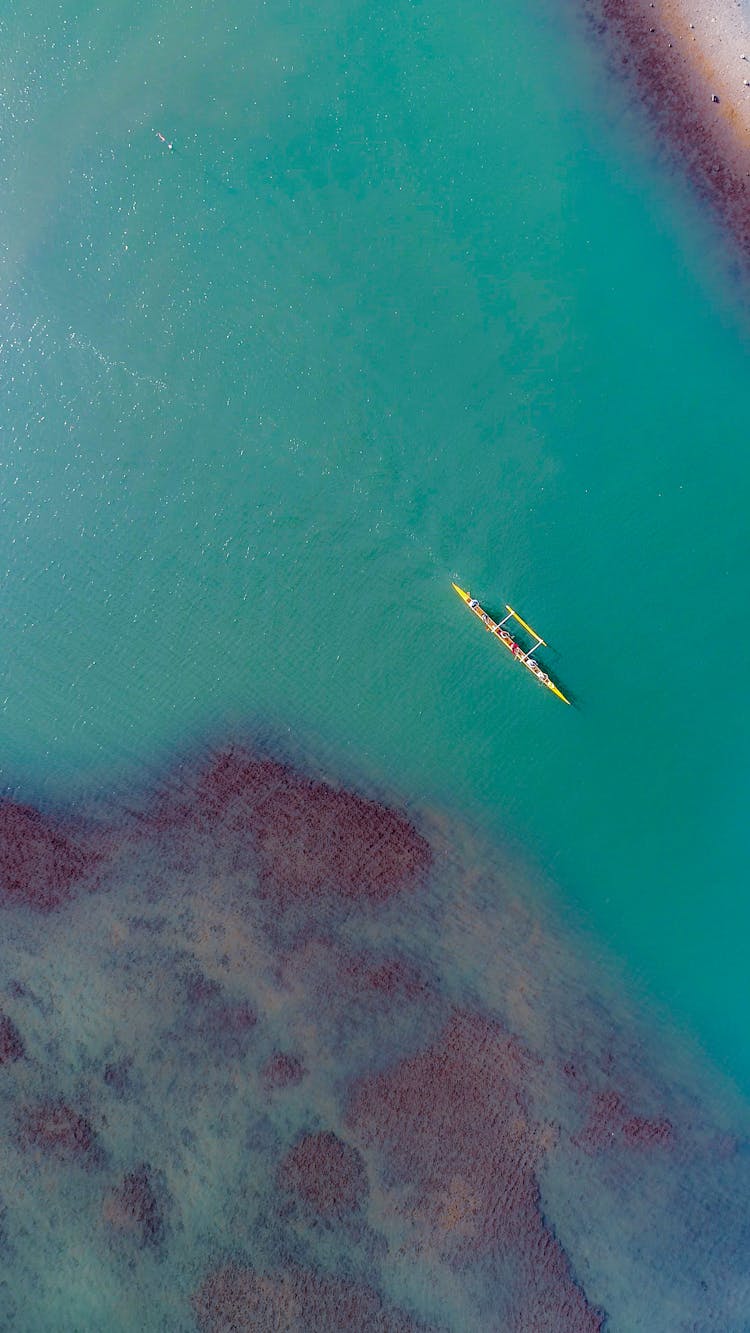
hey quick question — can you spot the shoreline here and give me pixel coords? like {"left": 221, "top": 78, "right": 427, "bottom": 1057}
{"left": 578, "top": 0, "right": 750, "bottom": 269}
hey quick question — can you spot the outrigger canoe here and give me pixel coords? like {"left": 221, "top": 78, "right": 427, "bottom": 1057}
{"left": 452, "top": 583, "right": 570, "bottom": 704}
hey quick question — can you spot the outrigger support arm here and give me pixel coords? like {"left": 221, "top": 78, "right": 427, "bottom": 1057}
{"left": 521, "top": 637, "right": 543, "bottom": 661}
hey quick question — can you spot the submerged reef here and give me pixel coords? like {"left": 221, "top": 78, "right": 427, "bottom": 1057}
{"left": 192, "top": 1262, "right": 436, "bottom": 1333}
{"left": 0, "top": 742, "right": 749, "bottom": 1329}
{"left": 0, "top": 799, "right": 99, "bottom": 912}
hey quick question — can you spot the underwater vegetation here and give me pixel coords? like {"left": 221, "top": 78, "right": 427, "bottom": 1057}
{"left": 0, "top": 743, "right": 748, "bottom": 1330}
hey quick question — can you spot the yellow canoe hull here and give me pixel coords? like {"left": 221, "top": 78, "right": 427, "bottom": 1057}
{"left": 452, "top": 583, "right": 570, "bottom": 705}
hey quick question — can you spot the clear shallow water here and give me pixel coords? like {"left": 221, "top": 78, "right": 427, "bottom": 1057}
{"left": 3, "top": 752, "right": 750, "bottom": 1331}
{"left": 4, "top": 3, "right": 750, "bottom": 1327}
{"left": 0, "top": 0, "right": 749, "bottom": 1135}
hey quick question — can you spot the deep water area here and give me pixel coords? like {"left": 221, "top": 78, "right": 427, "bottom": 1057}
{"left": 1, "top": 741, "right": 748, "bottom": 1331}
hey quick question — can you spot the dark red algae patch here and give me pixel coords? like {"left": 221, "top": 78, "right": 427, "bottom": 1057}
{"left": 0, "top": 799, "right": 96, "bottom": 911}
{"left": 279, "top": 937, "right": 436, "bottom": 1032}
{"left": 576, "top": 1087, "right": 674, "bottom": 1153}
{"left": 262, "top": 1051, "right": 306, "bottom": 1090}
{"left": 278, "top": 1130, "right": 369, "bottom": 1219}
{"left": 361, "top": 957, "right": 428, "bottom": 1000}
{"left": 577, "top": 0, "right": 750, "bottom": 266}
{"left": 347, "top": 1010, "right": 604, "bottom": 1332}
{"left": 0, "top": 1013, "right": 24, "bottom": 1064}
{"left": 251, "top": 769, "right": 431, "bottom": 906}
{"left": 155, "top": 747, "right": 432, "bottom": 908}
{"left": 103, "top": 1057, "right": 133, "bottom": 1096}
{"left": 17, "top": 1100, "right": 102, "bottom": 1167}
{"left": 103, "top": 1164, "right": 167, "bottom": 1247}
{"left": 192, "top": 1262, "right": 438, "bottom": 1333}
{"left": 181, "top": 969, "right": 257, "bottom": 1057}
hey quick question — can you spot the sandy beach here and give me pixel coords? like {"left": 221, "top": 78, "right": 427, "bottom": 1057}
{"left": 579, "top": 0, "right": 750, "bottom": 266}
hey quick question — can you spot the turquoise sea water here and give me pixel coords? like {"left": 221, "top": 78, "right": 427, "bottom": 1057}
{"left": 1, "top": 0, "right": 749, "bottom": 1133}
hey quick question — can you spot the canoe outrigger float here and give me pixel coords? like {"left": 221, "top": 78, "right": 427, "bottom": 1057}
{"left": 452, "top": 583, "right": 570, "bottom": 704}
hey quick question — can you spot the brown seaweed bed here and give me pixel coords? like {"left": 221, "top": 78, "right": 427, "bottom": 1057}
{"left": 1, "top": 742, "right": 749, "bottom": 1330}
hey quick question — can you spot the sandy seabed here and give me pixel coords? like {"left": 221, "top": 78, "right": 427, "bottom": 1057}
{"left": 1, "top": 739, "right": 749, "bottom": 1330}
